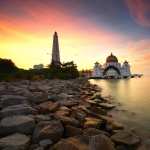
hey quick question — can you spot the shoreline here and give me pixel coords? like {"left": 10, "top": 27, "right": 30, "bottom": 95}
{"left": 0, "top": 79, "right": 148, "bottom": 150}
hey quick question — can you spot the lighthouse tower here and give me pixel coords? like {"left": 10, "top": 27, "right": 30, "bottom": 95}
{"left": 51, "top": 32, "right": 61, "bottom": 67}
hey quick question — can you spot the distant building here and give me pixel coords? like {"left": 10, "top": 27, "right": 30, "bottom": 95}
{"left": 92, "top": 53, "right": 131, "bottom": 78}
{"left": 51, "top": 32, "right": 61, "bottom": 67}
{"left": 33, "top": 64, "right": 44, "bottom": 70}
{"left": 81, "top": 70, "right": 92, "bottom": 78}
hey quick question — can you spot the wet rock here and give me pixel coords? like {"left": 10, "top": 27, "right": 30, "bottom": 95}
{"left": 0, "top": 104, "right": 35, "bottom": 118}
{"left": 99, "top": 103, "right": 116, "bottom": 109}
{"left": 34, "top": 147, "right": 44, "bottom": 150}
{"left": 48, "top": 95, "right": 59, "bottom": 102}
{"left": 39, "top": 139, "right": 53, "bottom": 148}
{"left": 37, "top": 101, "right": 59, "bottom": 113}
{"left": 116, "top": 145, "right": 128, "bottom": 150}
{"left": 111, "top": 131, "right": 140, "bottom": 146}
{"left": 55, "top": 106, "right": 70, "bottom": 117}
{"left": 59, "top": 100, "right": 79, "bottom": 107}
{"left": 52, "top": 134, "right": 115, "bottom": 150}
{"left": 51, "top": 136, "right": 88, "bottom": 150}
{"left": 138, "top": 139, "right": 150, "bottom": 150}
{"left": 89, "top": 134, "right": 115, "bottom": 150}
{"left": 91, "top": 92, "right": 102, "bottom": 100}
{"left": 31, "top": 92, "right": 48, "bottom": 104}
{"left": 32, "top": 120, "right": 64, "bottom": 143}
{"left": 58, "top": 116, "right": 80, "bottom": 127}
{"left": 34, "top": 115, "right": 51, "bottom": 122}
{"left": 0, "top": 115, "right": 35, "bottom": 136}
{"left": 0, "top": 95, "right": 28, "bottom": 108}
{"left": 83, "top": 128, "right": 110, "bottom": 137}
{"left": 84, "top": 117, "right": 102, "bottom": 128}
{"left": 107, "top": 121, "right": 124, "bottom": 130}
{"left": 58, "top": 93, "right": 73, "bottom": 100}
{"left": 65, "top": 125, "right": 83, "bottom": 137}
{"left": 0, "top": 133, "right": 30, "bottom": 150}
{"left": 55, "top": 109, "right": 70, "bottom": 117}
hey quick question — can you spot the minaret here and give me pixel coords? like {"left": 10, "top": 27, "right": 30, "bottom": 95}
{"left": 51, "top": 32, "right": 61, "bottom": 67}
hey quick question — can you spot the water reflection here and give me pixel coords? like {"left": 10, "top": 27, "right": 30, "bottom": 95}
{"left": 90, "top": 76, "right": 150, "bottom": 137}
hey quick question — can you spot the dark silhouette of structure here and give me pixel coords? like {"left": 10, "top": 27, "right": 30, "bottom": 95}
{"left": 51, "top": 32, "right": 61, "bottom": 67}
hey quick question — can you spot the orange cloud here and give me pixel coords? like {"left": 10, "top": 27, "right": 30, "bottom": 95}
{"left": 126, "top": 0, "right": 150, "bottom": 27}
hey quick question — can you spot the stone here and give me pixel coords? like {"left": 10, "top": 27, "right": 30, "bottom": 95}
{"left": 55, "top": 110, "right": 70, "bottom": 117}
{"left": 59, "top": 100, "right": 79, "bottom": 107}
{"left": 91, "top": 92, "right": 102, "bottom": 100}
{"left": 111, "top": 131, "right": 140, "bottom": 146}
{"left": 32, "top": 120, "right": 64, "bottom": 143}
{"left": 0, "top": 133, "right": 30, "bottom": 150}
{"left": 65, "top": 125, "right": 83, "bottom": 137}
{"left": 58, "top": 116, "right": 80, "bottom": 127}
{"left": 89, "top": 134, "right": 115, "bottom": 150}
{"left": 48, "top": 95, "right": 58, "bottom": 101}
{"left": 51, "top": 137, "right": 88, "bottom": 150}
{"left": 35, "top": 115, "right": 51, "bottom": 122}
{"left": 34, "top": 147, "right": 44, "bottom": 150}
{"left": 0, "top": 104, "right": 35, "bottom": 118}
{"left": 52, "top": 134, "right": 115, "bottom": 150}
{"left": 37, "top": 101, "right": 59, "bottom": 113}
{"left": 30, "top": 91, "right": 48, "bottom": 104}
{"left": 99, "top": 103, "right": 116, "bottom": 109}
{"left": 0, "top": 95, "right": 28, "bottom": 108}
{"left": 84, "top": 117, "right": 102, "bottom": 128}
{"left": 107, "top": 121, "right": 124, "bottom": 130}
{"left": 0, "top": 115, "right": 35, "bottom": 136}
{"left": 138, "top": 139, "right": 150, "bottom": 150}
{"left": 83, "top": 128, "right": 110, "bottom": 137}
{"left": 72, "top": 110, "right": 87, "bottom": 122}
{"left": 39, "top": 139, "right": 53, "bottom": 148}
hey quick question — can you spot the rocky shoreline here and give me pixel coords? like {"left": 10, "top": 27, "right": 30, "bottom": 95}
{"left": 0, "top": 79, "right": 148, "bottom": 150}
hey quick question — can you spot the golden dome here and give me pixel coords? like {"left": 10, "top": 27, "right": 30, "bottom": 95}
{"left": 106, "top": 53, "right": 118, "bottom": 63}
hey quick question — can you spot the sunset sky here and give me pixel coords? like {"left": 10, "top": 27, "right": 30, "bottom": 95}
{"left": 0, "top": 0, "right": 150, "bottom": 74}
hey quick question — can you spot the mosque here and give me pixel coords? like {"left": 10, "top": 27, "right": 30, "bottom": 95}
{"left": 92, "top": 53, "right": 131, "bottom": 79}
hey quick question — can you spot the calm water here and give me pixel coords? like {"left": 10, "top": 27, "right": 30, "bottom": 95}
{"left": 90, "top": 76, "right": 150, "bottom": 137}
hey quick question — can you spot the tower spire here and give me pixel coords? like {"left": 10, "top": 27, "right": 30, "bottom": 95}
{"left": 51, "top": 31, "right": 61, "bottom": 67}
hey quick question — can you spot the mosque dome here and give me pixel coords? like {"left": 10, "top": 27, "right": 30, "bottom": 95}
{"left": 106, "top": 53, "right": 118, "bottom": 63}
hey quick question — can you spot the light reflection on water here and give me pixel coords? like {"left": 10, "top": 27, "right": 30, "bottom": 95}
{"left": 90, "top": 76, "right": 150, "bottom": 137}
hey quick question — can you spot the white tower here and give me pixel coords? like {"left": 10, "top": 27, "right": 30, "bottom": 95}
{"left": 122, "top": 61, "right": 131, "bottom": 77}
{"left": 51, "top": 32, "right": 61, "bottom": 67}
{"left": 92, "top": 62, "right": 103, "bottom": 77}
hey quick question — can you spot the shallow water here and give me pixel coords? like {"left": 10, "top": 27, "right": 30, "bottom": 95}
{"left": 90, "top": 76, "right": 150, "bottom": 138}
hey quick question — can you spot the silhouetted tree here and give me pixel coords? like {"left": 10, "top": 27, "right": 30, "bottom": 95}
{"left": 0, "top": 58, "right": 18, "bottom": 73}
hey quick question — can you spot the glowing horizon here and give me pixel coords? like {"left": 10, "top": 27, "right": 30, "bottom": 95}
{"left": 0, "top": 0, "right": 149, "bottom": 74}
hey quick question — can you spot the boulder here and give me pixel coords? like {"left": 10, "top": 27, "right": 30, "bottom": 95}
{"left": 65, "top": 125, "right": 83, "bottom": 137}
{"left": 30, "top": 92, "right": 48, "bottom": 104}
{"left": 0, "top": 115, "right": 35, "bottom": 136}
{"left": 99, "top": 103, "right": 116, "bottom": 109}
{"left": 89, "top": 134, "right": 115, "bottom": 150}
{"left": 58, "top": 116, "right": 80, "bottom": 127}
{"left": 32, "top": 120, "right": 64, "bottom": 143}
{"left": 0, "top": 95, "right": 28, "bottom": 108}
{"left": 59, "top": 100, "right": 79, "bottom": 107}
{"left": 34, "top": 115, "right": 51, "bottom": 122}
{"left": 37, "top": 101, "right": 59, "bottom": 113}
{"left": 51, "top": 137, "right": 88, "bottom": 150}
{"left": 39, "top": 139, "right": 53, "bottom": 148}
{"left": 72, "top": 110, "right": 87, "bottom": 122}
{"left": 83, "top": 128, "right": 110, "bottom": 137}
{"left": 111, "top": 131, "right": 140, "bottom": 146}
{"left": 55, "top": 110, "right": 70, "bottom": 117}
{"left": 52, "top": 134, "right": 115, "bottom": 150}
{"left": 138, "top": 139, "right": 150, "bottom": 150}
{"left": 84, "top": 117, "right": 103, "bottom": 128}
{"left": 0, "top": 104, "right": 35, "bottom": 118}
{"left": 0, "top": 133, "right": 30, "bottom": 150}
